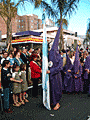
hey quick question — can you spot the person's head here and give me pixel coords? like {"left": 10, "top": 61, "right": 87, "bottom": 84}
{"left": 70, "top": 51, "right": 74, "bottom": 58}
{"left": 3, "top": 60, "right": 10, "bottom": 68}
{"left": 15, "top": 52, "right": 20, "bottom": 58}
{"left": 13, "top": 47, "right": 19, "bottom": 53}
{"left": 88, "top": 51, "right": 90, "bottom": 55}
{"left": 35, "top": 47, "right": 41, "bottom": 54}
{"left": 80, "top": 48, "right": 83, "bottom": 52}
{"left": 61, "top": 49, "right": 65, "bottom": 55}
{"left": 18, "top": 48, "right": 22, "bottom": 53}
{"left": 8, "top": 51, "right": 13, "bottom": 58}
{"left": 3, "top": 52, "right": 8, "bottom": 58}
{"left": 20, "top": 63, "right": 26, "bottom": 71}
{"left": 22, "top": 47, "right": 27, "bottom": 54}
{"left": 28, "top": 48, "right": 33, "bottom": 53}
{"left": 2, "top": 50, "right": 5, "bottom": 54}
{"left": 13, "top": 63, "right": 20, "bottom": 72}
{"left": 30, "top": 54, "right": 39, "bottom": 61}
{"left": 67, "top": 49, "right": 70, "bottom": 55}
{"left": 83, "top": 53, "right": 86, "bottom": 58}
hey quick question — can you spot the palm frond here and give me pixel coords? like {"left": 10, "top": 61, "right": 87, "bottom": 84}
{"left": 40, "top": 1, "right": 58, "bottom": 19}
{"left": 56, "top": 18, "right": 68, "bottom": 28}
{"left": 64, "top": 0, "right": 79, "bottom": 17}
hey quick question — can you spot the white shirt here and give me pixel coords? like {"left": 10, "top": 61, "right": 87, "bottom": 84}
{"left": 70, "top": 58, "right": 74, "bottom": 65}
{"left": 1, "top": 58, "right": 6, "bottom": 64}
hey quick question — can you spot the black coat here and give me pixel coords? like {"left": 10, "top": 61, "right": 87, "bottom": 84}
{"left": 20, "top": 53, "right": 29, "bottom": 65}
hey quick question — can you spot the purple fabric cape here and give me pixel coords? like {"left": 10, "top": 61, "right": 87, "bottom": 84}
{"left": 74, "top": 45, "right": 80, "bottom": 73}
{"left": 84, "top": 55, "right": 90, "bottom": 79}
{"left": 48, "top": 23, "right": 62, "bottom": 106}
{"left": 64, "top": 52, "right": 73, "bottom": 81}
{"left": 73, "top": 45, "right": 83, "bottom": 92}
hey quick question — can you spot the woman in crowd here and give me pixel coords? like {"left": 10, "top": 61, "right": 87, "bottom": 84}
{"left": 30, "top": 54, "right": 42, "bottom": 97}
{"left": 14, "top": 51, "right": 24, "bottom": 66}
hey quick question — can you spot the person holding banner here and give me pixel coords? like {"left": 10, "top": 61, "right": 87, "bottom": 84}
{"left": 47, "top": 23, "right": 63, "bottom": 110}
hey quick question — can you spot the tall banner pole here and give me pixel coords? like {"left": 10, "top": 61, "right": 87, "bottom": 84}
{"left": 42, "top": 9, "right": 51, "bottom": 110}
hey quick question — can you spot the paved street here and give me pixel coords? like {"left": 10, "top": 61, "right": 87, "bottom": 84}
{"left": 1, "top": 86, "right": 90, "bottom": 120}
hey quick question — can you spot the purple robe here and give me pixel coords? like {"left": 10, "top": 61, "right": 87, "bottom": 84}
{"left": 83, "top": 55, "right": 90, "bottom": 93}
{"left": 49, "top": 23, "right": 62, "bottom": 106}
{"left": 73, "top": 45, "right": 83, "bottom": 92}
{"left": 73, "top": 65, "right": 83, "bottom": 92}
{"left": 63, "top": 52, "right": 74, "bottom": 92}
{"left": 84, "top": 55, "right": 90, "bottom": 79}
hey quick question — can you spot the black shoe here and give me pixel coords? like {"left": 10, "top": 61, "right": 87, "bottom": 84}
{"left": 4, "top": 108, "right": 13, "bottom": 113}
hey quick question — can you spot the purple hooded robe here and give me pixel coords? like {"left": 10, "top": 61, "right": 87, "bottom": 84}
{"left": 49, "top": 23, "right": 63, "bottom": 106}
{"left": 63, "top": 51, "right": 74, "bottom": 92}
{"left": 83, "top": 54, "right": 90, "bottom": 93}
{"left": 73, "top": 45, "right": 83, "bottom": 92}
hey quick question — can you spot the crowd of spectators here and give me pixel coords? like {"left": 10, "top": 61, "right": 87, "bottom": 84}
{"left": 0, "top": 46, "right": 42, "bottom": 113}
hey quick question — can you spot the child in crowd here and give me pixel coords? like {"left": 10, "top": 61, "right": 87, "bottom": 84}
{"left": 7, "top": 51, "right": 14, "bottom": 73}
{"left": 20, "top": 63, "right": 29, "bottom": 104}
{"left": 12, "top": 63, "right": 23, "bottom": 107}
{"left": 1, "top": 60, "right": 22, "bottom": 113}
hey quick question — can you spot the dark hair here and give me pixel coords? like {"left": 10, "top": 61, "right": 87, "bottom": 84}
{"left": 20, "top": 63, "right": 26, "bottom": 71}
{"left": 3, "top": 60, "right": 10, "bottom": 67}
{"left": 80, "top": 48, "right": 83, "bottom": 51}
{"left": 8, "top": 50, "right": 13, "bottom": 56}
{"left": 28, "top": 47, "right": 32, "bottom": 51}
{"left": 79, "top": 52, "right": 81, "bottom": 57}
{"left": 80, "top": 58, "right": 84, "bottom": 63}
{"left": 12, "top": 63, "right": 19, "bottom": 72}
{"left": 30, "top": 53, "right": 39, "bottom": 61}
{"left": 67, "top": 49, "right": 70, "bottom": 52}
{"left": 88, "top": 52, "right": 90, "bottom": 55}
{"left": 61, "top": 49, "right": 66, "bottom": 53}
{"left": 2, "top": 50, "right": 5, "bottom": 54}
{"left": 3, "top": 51, "right": 7, "bottom": 55}
{"left": 35, "top": 47, "right": 40, "bottom": 51}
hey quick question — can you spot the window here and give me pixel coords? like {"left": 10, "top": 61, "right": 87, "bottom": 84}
{"left": 22, "top": 19, "right": 23, "bottom": 22}
{"left": 19, "top": 20, "right": 20, "bottom": 22}
{"left": 22, "top": 25, "right": 23, "bottom": 28}
{"left": 31, "top": 20, "right": 33, "bottom": 22}
{"left": 31, "top": 26, "right": 33, "bottom": 28}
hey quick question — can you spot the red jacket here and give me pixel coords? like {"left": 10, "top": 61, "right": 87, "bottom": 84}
{"left": 30, "top": 61, "right": 41, "bottom": 78}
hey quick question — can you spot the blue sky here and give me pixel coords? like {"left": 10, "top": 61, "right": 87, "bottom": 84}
{"left": 17, "top": 0, "right": 90, "bottom": 36}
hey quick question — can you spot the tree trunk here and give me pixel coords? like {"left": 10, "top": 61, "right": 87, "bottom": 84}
{"left": 7, "top": 17, "right": 12, "bottom": 50}
{"left": 6, "top": 2, "right": 12, "bottom": 51}
{"left": 59, "top": 9, "right": 64, "bottom": 50}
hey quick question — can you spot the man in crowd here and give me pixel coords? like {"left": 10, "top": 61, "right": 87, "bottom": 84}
{"left": 1, "top": 51, "right": 8, "bottom": 65}
{"left": 20, "top": 47, "right": 29, "bottom": 83}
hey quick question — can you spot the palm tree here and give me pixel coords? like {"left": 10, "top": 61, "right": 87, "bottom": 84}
{"left": 0, "top": 0, "right": 23, "bottom": 49}
{"left": 0, "top": 0, "right": 39, "bottom": 50}
{"left": 52, "top": 0, "right": 80, "bottom": 49}
{"left": 84, "top": 19, "right": 90, "bottom": 49}
{"left": 34, "top": 0, "right": 80, "bottom": 50}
